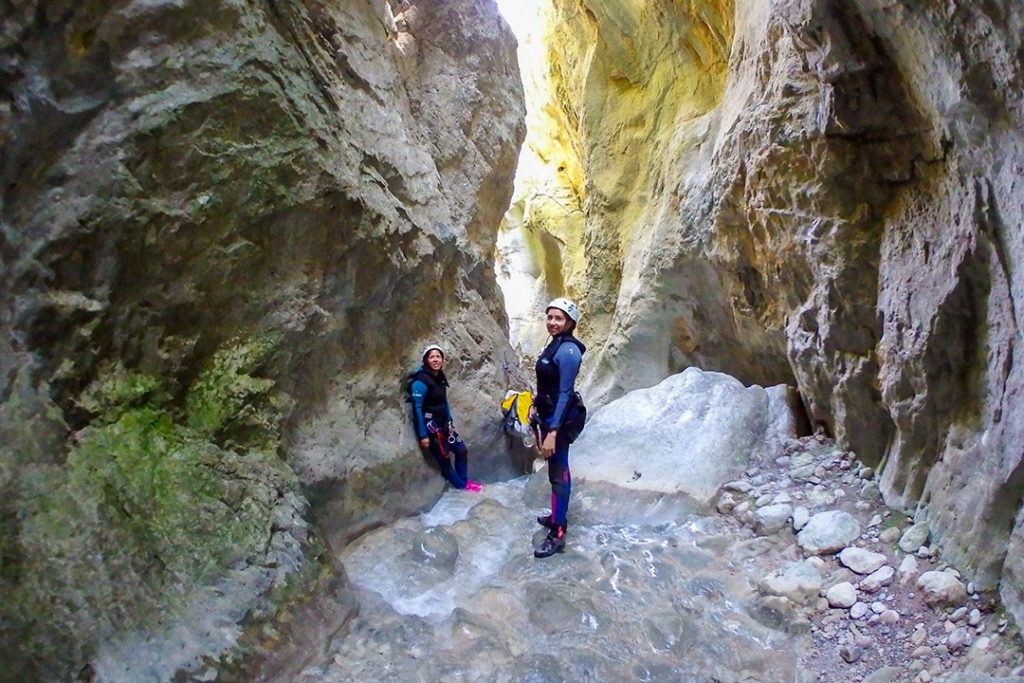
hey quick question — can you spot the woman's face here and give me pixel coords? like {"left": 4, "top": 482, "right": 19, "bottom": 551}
{"left": 545, "top": 308, "right": 572, "bottom": 337}
{"left": 425, "top": 350, "right": 444, "bottom": 371}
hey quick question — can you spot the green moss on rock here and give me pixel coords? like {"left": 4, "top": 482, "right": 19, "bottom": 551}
{"left": 0, "top": 337, "right": 299, "bottom": 680}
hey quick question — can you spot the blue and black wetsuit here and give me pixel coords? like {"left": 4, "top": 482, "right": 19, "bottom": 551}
{"left": 535, "top": 332, "right": 585, "bottom": 530}
{"left": 410, "top": 366, "right": 470, "bottom": 489}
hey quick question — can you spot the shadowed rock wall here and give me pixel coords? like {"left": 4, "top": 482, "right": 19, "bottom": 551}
{"left": 0, "top": 0, "right": 524, "bottom": 677}
{"left": 542, "top": 0, "right": 1024, "bottom": 624}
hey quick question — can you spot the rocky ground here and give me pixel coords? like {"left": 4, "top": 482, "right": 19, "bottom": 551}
{"left": 717, "top": 432, "right": 1024, "bottom": 683}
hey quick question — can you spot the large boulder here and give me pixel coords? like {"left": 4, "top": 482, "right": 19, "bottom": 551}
{"left": 572, "top": 368, "right": 772, "bottom": 510}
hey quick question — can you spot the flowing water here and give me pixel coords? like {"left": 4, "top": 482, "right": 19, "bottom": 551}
{"left": 303, "top": 476, "right": 812, "bottom": 682}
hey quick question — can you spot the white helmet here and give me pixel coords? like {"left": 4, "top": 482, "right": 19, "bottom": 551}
{"left": 421, "top": 344, "right": 444, "bottom": 362}
{"left": 546, "top": 297, "right": 580, "bottom": 322}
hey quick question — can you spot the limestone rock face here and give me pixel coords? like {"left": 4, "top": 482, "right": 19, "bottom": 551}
{"left": 0, "top": 0, "right": 524, "bottom": 678}
{"left": 540, "top": 0, "right": 1024, "bottom": 626}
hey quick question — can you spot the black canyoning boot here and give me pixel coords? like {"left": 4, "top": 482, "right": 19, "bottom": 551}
{"left": 536, "top": 515, "right": 556, "bottom": 529}
{"left": 534, "top": 526, "right": 566, "bottom": 558}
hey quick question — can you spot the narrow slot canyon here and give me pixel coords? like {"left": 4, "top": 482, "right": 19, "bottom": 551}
{"left": 0, "top": 1, "right": 1022, "bottom": 681}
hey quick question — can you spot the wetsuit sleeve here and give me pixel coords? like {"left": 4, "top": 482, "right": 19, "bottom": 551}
{"left": 410, "top": 379, "right": 429, "bottom": 439}
{"left": 549, "top": 343, "right": 582, "bottom": 429}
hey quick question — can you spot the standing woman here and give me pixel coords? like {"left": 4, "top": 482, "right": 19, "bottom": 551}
{"left": 410, "top": 345, "right": 482, "bottom": 492}
{"left": 533, "top": 298, "right": 585, "bottom": 558}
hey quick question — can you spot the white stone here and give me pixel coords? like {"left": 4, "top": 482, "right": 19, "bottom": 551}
{"left": 755, "top": 503, "right": 794, "bottom": 534}
{"left": 825, "top": 582, "right": 858, "bottom": 608}
{"left": 880, "top": 610, "right": 900, "bottom": 624}
{"left": 947, "top": 627, "right": 969, "bottom": 650}
{"left": 838, "top": 547, "right": 888, "bottom": 575}
{"left": 796, "top": 511, "right": 862, "bottom": 555}
{"left": 898, "top": 555, "right": 920, "bottom": 582}
{"left": 916, "top": 571, "right": 968, "bottom": 607}
{"left": 850, "top": 602, "right": 869, "bottom": 619}
{"left": 722, "top": 480, "right": 752, "bottom": 494}
{"left": 759, "top": 560, "right": 824, "bottom": 606}
{"left": 792, "top": 506, "right": 810, "bottom": 531}
{"left": 968, "top": 608, "right": 982, "bottom": 626}
{"left": 870, "top": 601, "right": 886, "bottom": 614}
{"left": 859, "top": 566, "right": 895, "bottom": 593}
{"left": 899, "top": 522, "right": 930, "bottom": 553}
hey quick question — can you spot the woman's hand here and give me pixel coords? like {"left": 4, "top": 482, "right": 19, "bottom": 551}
{"left": 541, "top": 430, "right": 557, "bottom": 459}
{"left": 419, "top": 437, "right": 430, "bottom": 449}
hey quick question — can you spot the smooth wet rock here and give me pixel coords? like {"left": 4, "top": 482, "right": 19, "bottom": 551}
{"left": 838, "top": 547, "right": 887, "bottom": 575}
{"left": 850, "top": 602, "right": 869, "bottom": 619}
{"left": 796, "top": 511, "right": 861, "bottom": 555}
{"left": 573, "top": 369, "right": 770, "bottom": 510}
{"left": 917, "top": 571, "right": 968, "bottom": 608}
{"left": 900, "top": 522, "right": 931, "bottom": 553}
{"left": 411, "top": 527, "right": 460, "bottom": 570}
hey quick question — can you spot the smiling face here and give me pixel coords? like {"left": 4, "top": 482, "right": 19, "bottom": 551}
{"left": 424, "top": 349, "right": 444, "bottom": 372}
{"left": 545, "top": 307, "right": 573, "bottom": 337}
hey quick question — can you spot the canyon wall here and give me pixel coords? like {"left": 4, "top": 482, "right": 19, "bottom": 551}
{"left": 0, "top": 0, "right": 524, "bottom": 678}
{"left": 540, "top": 0, "right": 1023, "bottom": 623}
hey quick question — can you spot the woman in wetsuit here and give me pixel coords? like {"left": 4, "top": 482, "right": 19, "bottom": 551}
{"left": 533, "top": 298, "right": 585, "bottom": 558}
{"left": 409, "top": 344, "right": 482, "bottom": 492}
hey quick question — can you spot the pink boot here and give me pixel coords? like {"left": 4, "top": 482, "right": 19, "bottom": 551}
{"left": 464, "top": 480, "right": 483, "bottom": 492}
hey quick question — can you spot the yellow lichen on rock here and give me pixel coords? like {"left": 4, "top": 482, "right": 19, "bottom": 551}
{"left": 498, "top": 0, "right": 735, "bottom": 353}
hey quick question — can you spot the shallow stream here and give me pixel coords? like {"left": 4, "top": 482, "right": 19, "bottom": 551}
{"left": 303, "top": 476, "right": 810, "bottom": 682}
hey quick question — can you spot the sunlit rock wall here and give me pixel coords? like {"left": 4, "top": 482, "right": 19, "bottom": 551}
{"left": 495, "top": 1, "right": 585, "bottom": 357}
{"left": 0, "top": 0, "right": 524, "bottom": 677}
{"left": 542, "top": 0, "right": 1024, "bottom": 623}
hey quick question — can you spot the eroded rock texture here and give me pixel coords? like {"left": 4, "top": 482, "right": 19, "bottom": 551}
{"left": 0, "top": 0, "right": 523, "bottom": 677}
{"left": 538, "top": 0, "right": 1024, "bottom": 623}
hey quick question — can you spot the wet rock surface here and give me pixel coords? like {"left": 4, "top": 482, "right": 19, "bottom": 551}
{"left": 284, "top": 421, "right": 1024, "bottom": 683}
